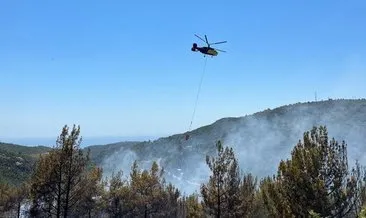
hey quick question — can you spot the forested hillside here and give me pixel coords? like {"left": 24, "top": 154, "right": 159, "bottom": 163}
{"left": 99, "top": 99, "right": 366, "bottom": 194}
{"left": 0, "top": 141, "right": 140, "bottom": 186}
{"left": 1, "top": 99, "right": 366, "bottom": 193}
{"left": 0, "top": 143, "right": 50, "bottom": 185}
{"left": 1, "top": 123, "right": 366, "bottom": 217}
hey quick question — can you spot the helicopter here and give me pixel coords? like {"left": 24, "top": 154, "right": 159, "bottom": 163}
{"left": 191, "top": 34, "right": 227, "bottom": 57}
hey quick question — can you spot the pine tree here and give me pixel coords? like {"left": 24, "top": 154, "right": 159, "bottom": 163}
{"left": 261, "top": 126, "right": 366, "bottom": 217}
{"left": 163, "top": 183, "right": 181, "bottom": 217}
{"left": 29, "top": 125, "right": 95, "bottom": 217}
{"left": 76, "top": 166, "right": 104, "bottom": 217}
{"left": 238, "top": 173, "right": 258, "bottom": 217}
{"left": 129, "top": 160, "right": 172, "bottom": 217}
{"left": 0, "top": 181, "right": 30, "bottom": 218}
{"left": 200, "top": 140, "right": 242, "bottom": 217}
{"left": 0, "top": 182, "right": 14, "bottom": 216}
{"left": 105, "top": 170, "right": 131, "bottom": 217}
{"left": 178, "top": 193, "right": 204, "bottom": 218}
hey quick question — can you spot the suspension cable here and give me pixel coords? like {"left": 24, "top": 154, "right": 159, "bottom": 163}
{"left": 188, "top": 56, "right": 208, "bottom": 132}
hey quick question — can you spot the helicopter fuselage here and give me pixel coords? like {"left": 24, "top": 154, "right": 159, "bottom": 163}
{"left": 199, "top": 47, "right": 218, "bottom": 56}
{"left": 192, "top": 44, "right": 218, "bottom": 56}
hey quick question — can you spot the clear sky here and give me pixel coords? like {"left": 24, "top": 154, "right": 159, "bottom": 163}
{"left": 1, "top": 0, "right": 366, "bottom": 141}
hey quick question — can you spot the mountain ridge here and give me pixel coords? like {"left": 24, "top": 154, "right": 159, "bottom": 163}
{"left": 100, "top": 98, "right": 366, "bottom": 194}
{"left": 1, "top": 98, "right": 366, "bottom": 194}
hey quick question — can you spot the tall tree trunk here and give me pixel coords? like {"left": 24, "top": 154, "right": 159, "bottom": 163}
{"left": 217, "top": 176, "right": 221, "bottom": 218}
{"left": 64, "top": 177, "right": 70, "bottom": 218}
{"left": 64, "top": 148, "right": 74, "bottom": 218}
{"left": 57, "top": 174, "right": 62, "bottom": 218}
{"left": 56, "top": 158, "right": 63, "bottom": 218}
{"left": 17, "top": 201, "right": 21, "bottom": 218}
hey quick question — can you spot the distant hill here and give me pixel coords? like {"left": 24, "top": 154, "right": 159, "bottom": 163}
{"left": 0, "top": 142, "right": 51, "bottom": 185}
{"left": 1, "top": 99, "right": 366, "bottom": 194}
{"left": 0, "top": 141, "right": 140, "bottom": 185}
{"left": 86, "top": 141, "right": 142, "bottom": 165}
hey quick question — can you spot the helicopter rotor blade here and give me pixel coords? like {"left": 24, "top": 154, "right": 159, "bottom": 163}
{"left": 210, "top": 41, "right": 227, "bottom": 45}
{"left": 214, "top": 48, "right": 226, "bottom": 53}
{"left": 205, "top": 35, "right": 209, "bottom": 45}
{"left": 194, "top": 34, "right": 207, "bottom": 44}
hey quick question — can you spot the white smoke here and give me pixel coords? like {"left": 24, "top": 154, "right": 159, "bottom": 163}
{"left": 99, "top": 100, "right": 366, "bottom": 196}
{"left": 101, "top": 149, "right": 138, "bottom": 180}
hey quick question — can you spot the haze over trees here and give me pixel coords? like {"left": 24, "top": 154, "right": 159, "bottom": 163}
{"left": 1, "top": 123, "right": 366, "bottom": 217}
{"left": 97, "top": 99, "right": 366, "bottom": 196}
{"left": 2, "top": 100, "right": 366, "bottom": 197}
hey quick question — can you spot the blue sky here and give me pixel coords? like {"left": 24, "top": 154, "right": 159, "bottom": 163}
{"left": 1, "top": 0, "right": 366, "bottom": 142}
